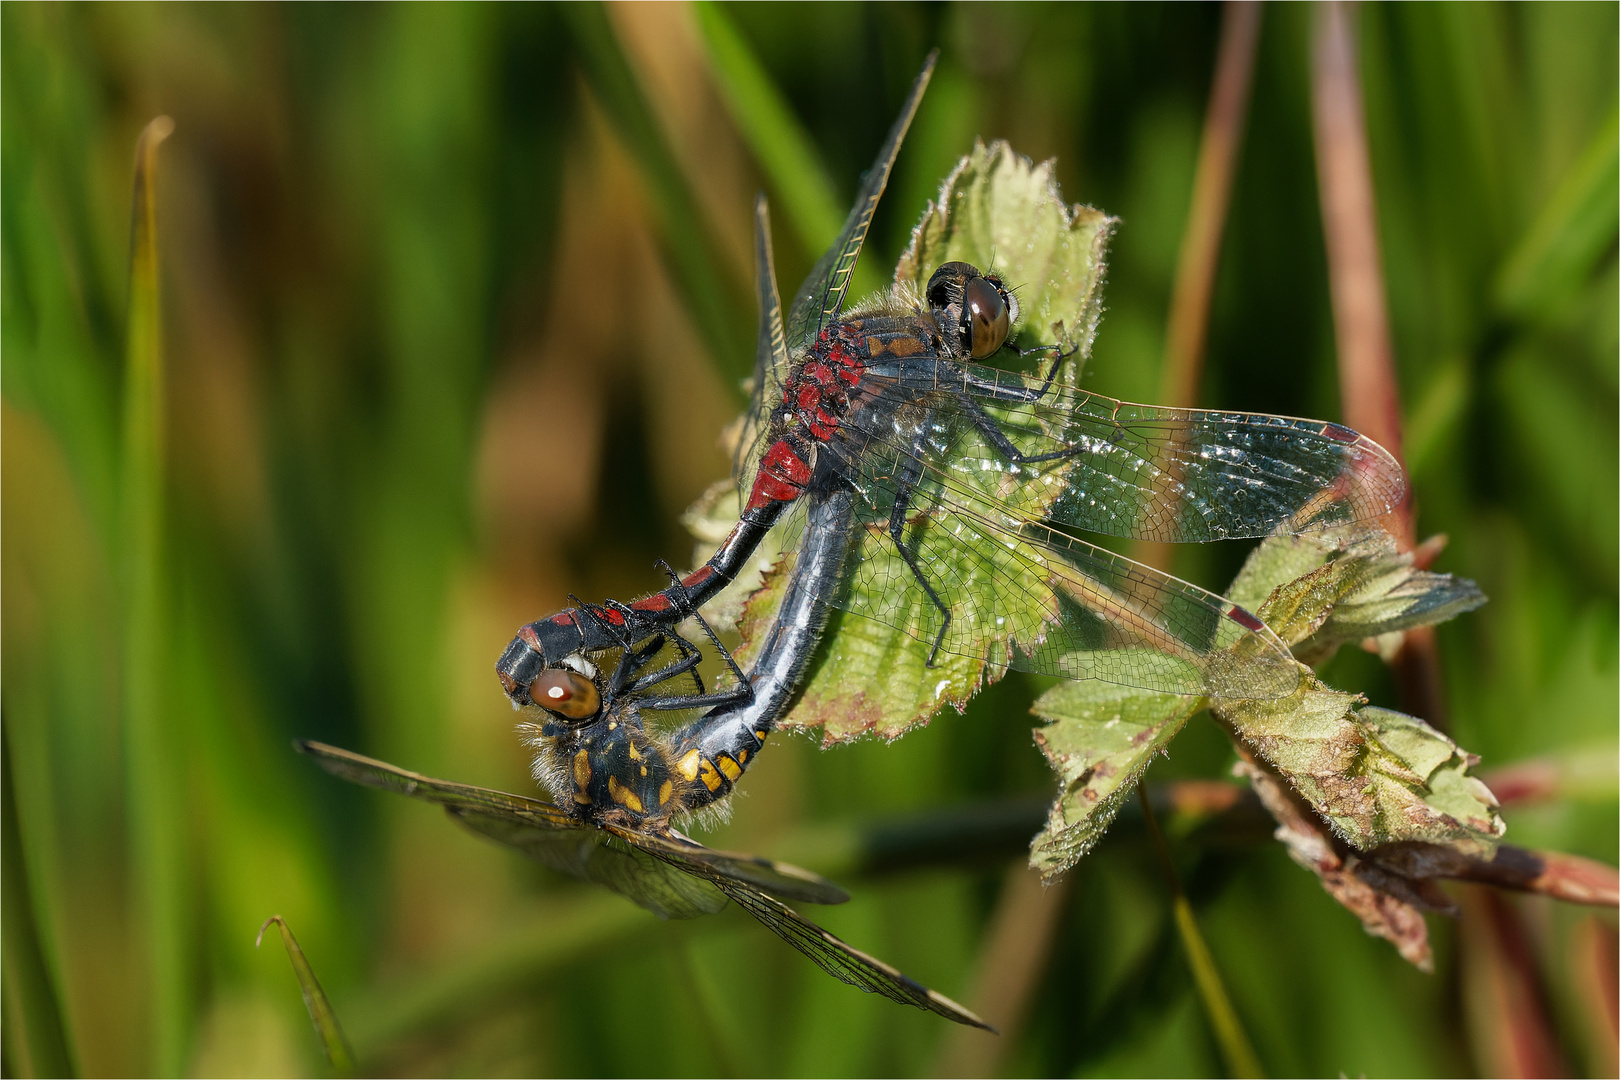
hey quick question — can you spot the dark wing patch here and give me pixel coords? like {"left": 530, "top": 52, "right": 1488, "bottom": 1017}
{"left": 711, "top": 878, "right": 994, "bottom": 1031}
{"left": 295, "top": 740, "right": 578, "bottom": 826}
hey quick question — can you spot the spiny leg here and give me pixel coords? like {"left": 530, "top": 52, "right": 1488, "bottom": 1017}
{"left": 888, "top": 435, "right": 952, "bottom": 667}
{"left": 948, "top": 346, "right": 1085, "bottom": 467}
{"left": 628, "top": 564, "right": 753, "bottom": 713}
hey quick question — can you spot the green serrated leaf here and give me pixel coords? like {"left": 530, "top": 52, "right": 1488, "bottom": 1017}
{"left": 1216, "top": 673, "right": 1503, "bottom": 853}
{"left": 1027, "top": 676, "right": 1200, "bottom": 879}
{"left": 1231, "top": 527, "right": 1486, "bottom": 664}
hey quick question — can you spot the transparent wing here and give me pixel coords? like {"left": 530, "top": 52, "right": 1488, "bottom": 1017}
{"left": 294, "top": 741, "right": 726, "bottom": 920}
{"left": 782, "top": 52, "right": 936, "bottom": 356}
{"left": 708, "top": 877, "right": 993, "bottom": 1030}
{"left": 450, "top": 810, "right": 730, "bottom": 920}
{"left": 734, "top": 195, "right": 794, "bottom": 492}
{"left": 818, "top": 402, "right": 1308, "bottom": 699}
{"left": 608, "top": 826, "right": 849, "bottom": 907}
{"left": 890, "top": 359, "right": 1408, "bottom": 542}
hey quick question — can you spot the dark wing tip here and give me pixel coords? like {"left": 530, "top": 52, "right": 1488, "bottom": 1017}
{"left": 929, "top": 989, "right": 997, "bottom": 1033}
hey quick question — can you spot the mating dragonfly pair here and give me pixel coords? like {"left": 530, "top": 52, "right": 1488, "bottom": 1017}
{"left": 304, "top": 51, "right": 1404, "bottom": 1029}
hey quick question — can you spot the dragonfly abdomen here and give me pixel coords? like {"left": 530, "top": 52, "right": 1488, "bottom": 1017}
{"left": 496, "top": 500, "right": 790, "bottom": 707}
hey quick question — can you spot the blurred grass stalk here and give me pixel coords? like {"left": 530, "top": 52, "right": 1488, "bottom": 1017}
{"left": 1313, "top": 5, "right": 1580, "bottom": 1075}
{"left": 120, "top": 115, "right": 189, "bottom": 1076}
{"left": 565, "top": 1, "right": 753, "bottom": 386}
{"left": 693, "top": 0, "right": 885, "bottom": 306}
{"left": 2, "top": 733, "right": 76, "bottom": 1077}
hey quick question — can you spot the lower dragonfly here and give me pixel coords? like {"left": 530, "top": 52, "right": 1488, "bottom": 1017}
{"left": 302, "top": 487, "right": 991, "bottom": 1027}
{"left": 498, "top": 50, "right": 1405, "bottom": 711}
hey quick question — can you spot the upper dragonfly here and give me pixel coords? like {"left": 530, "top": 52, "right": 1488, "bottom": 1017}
{"left": 498, "top": 50, "right": 1405, "bottom": 706}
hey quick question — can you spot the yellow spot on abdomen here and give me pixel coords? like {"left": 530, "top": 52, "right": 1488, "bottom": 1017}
{"left": 676, "top": 749, "right": 702, "bottom": 782}
{"left": 658, "top": 780, "right": 673, "bottom": 806}
{"left": 717, "top": 755, "right": 742, "bottom": 781}
{"left": 627, "top": 742, "right": 640, "bottom": 760}
{"left": 607, "top": 775, "right": 644, "bottom": 813}
{"left": 737, "top": 749, "right": 749, "bottom": 764}
{"left": 698, "top": 758, "right": 723, "bottom": 792}
{"left": 754, "top": 730, "right": 768, "bottom": 742}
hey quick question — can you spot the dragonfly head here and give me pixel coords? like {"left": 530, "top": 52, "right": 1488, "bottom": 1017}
{"left": 496, "top": 614, "right": 598, "bottom": 708}
{"left": 527, "top": 666, "right": 602, "bottom": 722}
{"left": 926, "top": 262, "right": 1020, "bottom": 361}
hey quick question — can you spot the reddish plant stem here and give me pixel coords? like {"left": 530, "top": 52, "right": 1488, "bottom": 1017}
{"left": 1159, "top": 0, "right": 1262, "bottom": 413}
{"left": 1137, "top": 0, "right": 1261, "bottom": 575}
{"left": 1460, "top": 889, "right": 1572, "bottom": 1078}
{"left": 1309, "top": 1, "right": 1446, "bottom": 731}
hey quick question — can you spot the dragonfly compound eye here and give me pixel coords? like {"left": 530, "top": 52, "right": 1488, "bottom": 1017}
{"left": 961, "top": 275, "right": 1011, "bottom": 359}
{"left": 530, "top": 669, "right": 601, "bottom": 721}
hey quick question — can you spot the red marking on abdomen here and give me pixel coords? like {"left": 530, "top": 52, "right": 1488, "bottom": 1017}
{"left": 746, "top": 441, "right": 811, "bottom": 511}
{"left": 1227, "top": 605, "right": 1266, "bottom": 633}
{"left": 520, "top": 625, "right": 544, "bottom": 652}
{"left": 682, "top": 565, "right": 716, "bottom": 588}
{"left": 630, "top": 593, "right": 673, "bottom": 614}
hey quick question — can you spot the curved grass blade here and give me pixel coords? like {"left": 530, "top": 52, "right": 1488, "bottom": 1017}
{"left": 561, "top": 2, "right": 752, "bottom": 383}
{"left": 692, "top": 2, "right": 884, "bottom": 307}
{"left": 256, "top": 916, "right": 356, "bottom": 1077}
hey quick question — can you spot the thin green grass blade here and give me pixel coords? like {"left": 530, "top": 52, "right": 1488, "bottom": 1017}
{"left": 1, "top": 729, "right": 77, "bottom": 1079}
{"left": 1171, "top": 896, "right": 1265, "bottom": 1080}
{"left": 120, "top": 115, "right": 189, "bottom": 1075}
{"left": 691, "top": 1, "right": 882, "bottom": 306}
{"left": 561, "top": 2, "right": 752, "bottom": 384}
{"left": 1138, "top": 787, "right": 1264, "bottom": 1079}
{"left": 257, "top": 917, "right": 356, "bottom": 1077}
{"left": 1495, "top": 105, "right": 1619, "bottom": 317}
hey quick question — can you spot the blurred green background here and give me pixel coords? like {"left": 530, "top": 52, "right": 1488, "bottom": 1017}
{"left": 3, "top": 3, "right": 1615, "bottom": 1076}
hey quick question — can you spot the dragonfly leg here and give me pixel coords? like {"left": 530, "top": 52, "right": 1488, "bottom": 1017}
{"left": 950, "top": 388, "right": 1079, "bottom": 467}
{"left": 614, "top": 632, "right": 701, "bottom": 696}
{"left": 628, "top": 575, "right": 754, "bottom": 712}
{"left": 888, "top": 444, "right": 953, "bottom": 667}
{"left": 575, "top": 596, "right": 713, "bottom": 711}
{"left": 959, "top": 342, "right": 1079, "bottom": 405}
